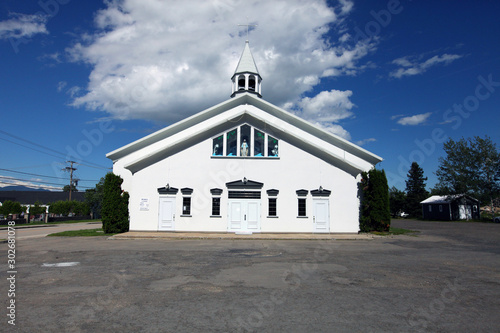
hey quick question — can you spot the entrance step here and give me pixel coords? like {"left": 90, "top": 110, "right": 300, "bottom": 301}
{"left": 235, "top": 231, "right": 253, "bottom": 235}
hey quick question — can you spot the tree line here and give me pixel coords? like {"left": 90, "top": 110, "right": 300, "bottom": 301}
{"left": 360, "top": 135, "right": 499, "bottom": 232}
{"left": 390, "top": 136, "right": 500, "bottom": 219}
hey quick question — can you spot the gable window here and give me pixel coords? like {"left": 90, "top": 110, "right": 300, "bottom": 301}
{"left": 240, "top": 124, "right": 251, "bottom": 156}
{"left": 211, "top": 124, "right": 279, "bottom": 158}
{"left": 268, "top": 135, "right": 279, "bottom": 157}
{"left": 212, "top": 135, "right": 223, "bottom": 156}
{"left": 226, "top": 129, "right": 237, "bottom": 156}
{"left": 254, "top": 129, "right": 265, "bottom": 156}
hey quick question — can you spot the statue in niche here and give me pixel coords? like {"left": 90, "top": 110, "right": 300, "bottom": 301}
{"left": 271, "top": 145, "right": 278, "bottom": 156}
{"left": 241, "top": 139, "right": 249, "bottom": 156}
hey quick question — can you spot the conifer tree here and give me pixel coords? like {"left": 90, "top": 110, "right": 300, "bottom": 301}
{"left": 359, "top": 168, "right": 391, "bottom": 232}
{"left": 405, "top": 162, "right": 428, "bottom": 218}
{"left": 101, "top": 173, "right": 129, "bottom": 233}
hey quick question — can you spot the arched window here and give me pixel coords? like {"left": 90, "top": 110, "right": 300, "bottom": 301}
{"left": 248, "top": 76, "right": 256, "bottom": 91}
{"left": 238, "top": 75, "right": 246, "bottom": 90}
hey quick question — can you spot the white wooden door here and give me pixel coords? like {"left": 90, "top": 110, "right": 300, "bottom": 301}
{"left": 228, "top": 200, "right": 260, "bottom": 232}
{"left": 229, "top": 201, "right": 243, "bottom": 230}
{"left": 313, "top": 199, "right": 329, "bottom": 233}
{"left": 246, "top": 201, "right": 260, "bottom": 231}
{"left": 158, "top": 197, "right": 176, "bottom": 231}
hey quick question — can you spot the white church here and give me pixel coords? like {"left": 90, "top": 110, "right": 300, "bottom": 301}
{"left": 106, "top": 41, "right": 382, "bottom": 234}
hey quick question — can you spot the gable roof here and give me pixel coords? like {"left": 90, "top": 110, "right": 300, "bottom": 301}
{"left": 107, "top": 93, "right": 382, "bottom": 176}
{"left": 420, "top": 194, "right": 479, "bottom": 204}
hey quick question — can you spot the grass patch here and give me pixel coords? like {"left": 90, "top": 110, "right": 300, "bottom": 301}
{"left": 371, "top": 227, "right": 419, "bottom": 236}
{"left": 47, "top": 228, "right": 116, "bottom": 237}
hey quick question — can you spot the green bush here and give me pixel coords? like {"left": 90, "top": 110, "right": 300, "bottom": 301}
{"left": 48, "top": 200, "right": 90, "bottom": 216}
{"left": 101, "top": 173, "right": 129, "bottom": 233}
{"left": 359, "top": 168, "right": 391, "bottom": 232}
{"left": 0, "top": 200, "right": 25, "bottom": 215}
{"left": 28, "top": 201, "right": 46, "bottom": 215}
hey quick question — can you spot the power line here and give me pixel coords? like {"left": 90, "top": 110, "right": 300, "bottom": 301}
{"left": 0, "top": 129, "right": 67, "bottom": 157}
{"left": 0, "top": 130, "right": 112, "bottom": 170}
{"left": 0, "top": 137, "right": 67, "bottom": 160}
{"left": 0, "top": 168, "right": 100, "bottom": 182}
{"left": 0, "top": 176, "right": 94, "bottom": 189}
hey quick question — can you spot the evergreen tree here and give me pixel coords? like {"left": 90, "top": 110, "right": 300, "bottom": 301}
{"left": 85, "top": 177, "right": 105, "bottom": 219}
{"left": 405, "top": 162, "right": 428, "bottom": 218}
{"left": 101, "top": 173, "right": 129, "bottom": 233}
{"left": 389, "top": 186, "right": 406, "bottom": 217}
{"left": 359, "top": 168, "right": 391, "bottom": 232}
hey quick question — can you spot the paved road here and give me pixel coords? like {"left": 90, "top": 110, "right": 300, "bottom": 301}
{"left": 1, "top": 219, "right": 499, "bottom": 332}
{"left": 0, "top": 221, "right": 102, "bottom": 240}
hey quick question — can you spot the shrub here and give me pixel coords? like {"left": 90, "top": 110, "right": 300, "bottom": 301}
{"left": 0, "top": 200, "right": 24, "bottom": 215}
{"left": 101, "top": 173, "right": 129, "bottom": 233}
{"left": 359, "top": 168, "right": 391, "bottom": 232}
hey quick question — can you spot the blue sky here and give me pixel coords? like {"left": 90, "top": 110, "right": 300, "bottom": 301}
{"left": 0, "top": 0, "right": 499, "bottom": 193}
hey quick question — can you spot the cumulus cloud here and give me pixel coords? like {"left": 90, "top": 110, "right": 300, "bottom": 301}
{"left": 390, "top": 53, "right": 462, "bottom": 78}
{"left": 0, "top": 13, "right": 48, "bottom": 40}
{"left": 66, "top": 0, "right": 374, "bottom": 138}
{"left": 355, "top": 138, "right": 376, "bottom": 146}
{"left": 396, "top": 112, "right": 432, "bottom": 126}
{"left": 291, "top": 89, "right": 355, "bottom": 139}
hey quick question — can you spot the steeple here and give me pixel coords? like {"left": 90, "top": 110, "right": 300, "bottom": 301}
{"left": 231, "top": 41, "right": 262, "bottom": 98}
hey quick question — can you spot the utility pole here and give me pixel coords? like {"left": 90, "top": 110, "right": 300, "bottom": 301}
{"left": 62, "top": 161, "right": 78, "bottom": 201}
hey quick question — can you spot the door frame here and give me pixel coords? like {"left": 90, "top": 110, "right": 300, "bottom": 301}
{"left": 227, "top": 199, "right": 261, "bottom": 233}
{"left": 313, "top": 198, "right": 330, "bottom": 233}
{"left": 158, "top": 196, "right": 176, "bottom": 231}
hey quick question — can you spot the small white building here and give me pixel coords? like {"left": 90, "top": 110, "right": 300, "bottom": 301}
{"left": 107, "top": 41, "right": 382, "bottom": 234}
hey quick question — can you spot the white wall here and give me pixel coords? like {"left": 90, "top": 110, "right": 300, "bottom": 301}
{"left": 114, "top": 135, "right": 362, "bottom": 233}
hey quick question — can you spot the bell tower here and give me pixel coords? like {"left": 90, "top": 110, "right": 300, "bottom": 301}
{"left": 231, "top": 41, "right": 262, "bottom": 98}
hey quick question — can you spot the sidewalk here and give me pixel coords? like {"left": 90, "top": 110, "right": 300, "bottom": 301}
{"left": 110, "top": 231, "right": 378, "bottom": 240}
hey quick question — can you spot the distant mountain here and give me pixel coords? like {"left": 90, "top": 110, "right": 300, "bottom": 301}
{"left": 0, "top": 186, "right": 50, "bottom": 192}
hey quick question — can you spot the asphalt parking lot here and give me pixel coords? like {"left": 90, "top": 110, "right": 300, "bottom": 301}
{"left": 2, "top": 219, "right": 500, "bottom": 332}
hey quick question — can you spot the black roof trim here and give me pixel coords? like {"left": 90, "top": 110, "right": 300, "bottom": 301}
{"left": 181, "top": 188, "right": 193, "bottom": 195}
{"left": 157, "top": 186, "right": 179, "bottom": 195}
{"left": 296, "top": 189, "right": 309, "bottom": 197}
{"left": 311, "top": 188, "right": 331, "bottom": 197}
{"left": 226, "top": 179, "right": 263, "bottom": 189}
{"left": 210, "top": 188, "right": 223, "bottom": 195}
{"left": 266, "top": 189, "right": 279, "bottom": 196}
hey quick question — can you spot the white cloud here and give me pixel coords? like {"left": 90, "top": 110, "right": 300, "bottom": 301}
{"left": 0, "top": 13, "right": 48, "bottom": 40}
{"left": 67, "top": 0, "right": 375, "bottom": 133}
{"left": 390, "top": 53, "right": 462, "bottom": 78}
{"left": 396, "top": 112, "right": 432, "bottom": 126}
{"left": 355, "top": 138, "right": 376, "bottom": 146}
{"left": 0, "top": 175, "right": 60, "bottom": 191}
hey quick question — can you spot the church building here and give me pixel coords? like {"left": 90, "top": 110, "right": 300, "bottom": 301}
{"left": 106, "top": 41, "right": 382, "bottom": 234}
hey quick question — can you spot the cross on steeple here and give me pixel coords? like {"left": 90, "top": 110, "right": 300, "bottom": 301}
{"left": 238, "top": 18, "right": 257, "bottom": 41}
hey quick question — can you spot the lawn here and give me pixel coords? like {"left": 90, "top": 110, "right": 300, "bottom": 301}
{"left": 47, "top": 228, "right": 116, "bottom": 237}
{"left": 371, "top": 227, "right": 419, "bottom": 236}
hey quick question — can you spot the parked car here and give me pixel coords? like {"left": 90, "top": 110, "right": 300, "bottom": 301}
{"left": 494, "top": 216, "right": 500, "bottom": 223}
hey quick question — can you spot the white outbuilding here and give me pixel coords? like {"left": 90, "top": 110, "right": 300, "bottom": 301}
{"left": 107, "top": 41, "right": 383, "bottom": 234}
